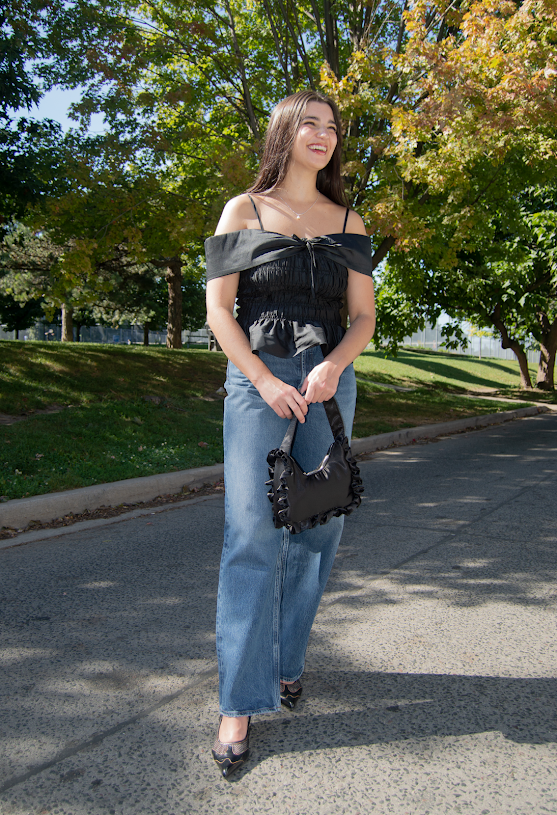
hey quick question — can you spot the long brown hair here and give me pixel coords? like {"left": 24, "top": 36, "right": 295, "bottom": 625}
{"left": 247, "top": 90, "right": 347, "bottom": 207}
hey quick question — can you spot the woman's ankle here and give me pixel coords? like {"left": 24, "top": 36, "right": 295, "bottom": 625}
{"left": 218, "top": 715, "right": 249, "bottom": 743}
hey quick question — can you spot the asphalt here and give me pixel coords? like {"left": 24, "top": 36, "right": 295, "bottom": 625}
{"left": 0, "top": 411, "right": 556, "bottom": 814}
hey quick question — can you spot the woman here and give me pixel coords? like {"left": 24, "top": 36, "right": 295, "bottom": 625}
{"left": 205, "top": 90, "right": 375, "bottom": 778}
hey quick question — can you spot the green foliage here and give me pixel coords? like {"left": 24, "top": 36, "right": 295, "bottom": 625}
{"left": 0, "top": 291, "right": 43, "bottom": 334}
{"left": 4, "top": 0, "right": 557, "bottom": 355}
{"left": 57, "top": 0, "right": 557, "bottom": 276}
{"left": 323, "top": 0, "right": 557, "bottom": 267}
{"left": 0, "top": 226, "right": 63, "bottom": 312}
{"left": 378, "top": 178, "right": 557, "bottom": 385}
{"left": 0, "top": 0, "right": 127, "bottom": 230}
{"left": 0, "top": 119, "right": 67, "bottom": 233}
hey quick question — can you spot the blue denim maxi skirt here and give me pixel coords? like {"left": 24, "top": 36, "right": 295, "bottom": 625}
{"left": 217, "top": 346, "right": 357, "bottom": 716}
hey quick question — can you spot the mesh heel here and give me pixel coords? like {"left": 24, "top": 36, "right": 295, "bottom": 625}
{"left": 280, "top": 680, "right": 303, "bottom": 710}
{"left": 211, "top": 716, "right": 251, "bottom": 779}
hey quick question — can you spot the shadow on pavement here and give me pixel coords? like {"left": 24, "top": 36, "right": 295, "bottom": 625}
{"left": 245, "top": 668, "right": 557, "bottom": 774}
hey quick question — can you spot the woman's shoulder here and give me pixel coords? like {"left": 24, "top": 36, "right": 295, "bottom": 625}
{"left": 319, "top": 195, "right": 368, "bottom": 237}
{"left": 215, "top": 194, "right": 257, "bottom": 235}
{"left": 344, "top": 209, "right": 367, "bottom": 237}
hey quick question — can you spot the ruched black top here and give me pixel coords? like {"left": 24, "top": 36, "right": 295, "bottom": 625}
{"left": 204, "top": 201, "right": 373, "bottom": 358}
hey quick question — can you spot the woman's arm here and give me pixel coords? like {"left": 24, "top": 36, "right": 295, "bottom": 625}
{"left": 206, "top": 196, "right": 309, "bottom": 422}
{"left": 302, "top": 211, "right": 376, "bottom": 403}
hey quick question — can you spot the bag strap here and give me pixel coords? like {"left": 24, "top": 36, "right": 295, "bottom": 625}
{"left": 279, "top": 396, "right": 345, "bottom": 455}
{"left": 323, "top": 397, "right": 345, "bottom": 438}
{"left": 277, "top": 344, "right": 346, "bottom": 454}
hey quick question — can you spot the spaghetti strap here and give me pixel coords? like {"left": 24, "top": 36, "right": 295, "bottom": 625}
{"left": 342, "top": 207, "right": 350, "bottom": 233}
{"left": 248, "top": 194, "right": 265, "bottom": 231}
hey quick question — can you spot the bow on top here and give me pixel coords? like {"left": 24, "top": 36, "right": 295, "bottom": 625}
{"left": 204, "top": 229, "right": 374, "bottom": 283}
{"left": 290, "top": 236, "right": 344, "bottom": 298}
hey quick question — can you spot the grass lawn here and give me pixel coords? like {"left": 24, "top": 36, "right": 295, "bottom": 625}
{"left": 0, "top": 341, "right": 542, "bottom": 502}
{"left": 355, "top": 347, "right": 538, "bottom": 391}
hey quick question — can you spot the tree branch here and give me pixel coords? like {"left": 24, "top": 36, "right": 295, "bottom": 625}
{"left": 223, "top": 0, "right": 261, "bottom": 140}
{"left": 274, "top": 0, "right": 315, "bottom": 87}
{"left": 372, "top": 235, "right": 396, "bottom": 270}
{"left": 261, "top": 0, "right": 293, "bottom": 94}
{"left": 309, "top": 0, "right": 327, "bottom": 60}
{"left": 322, "top": 0, "right": 340, "bottom": 77}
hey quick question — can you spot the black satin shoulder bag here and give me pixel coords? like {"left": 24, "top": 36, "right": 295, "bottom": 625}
{"left": 266, "top": 397, "right": 364, "bottom": 535}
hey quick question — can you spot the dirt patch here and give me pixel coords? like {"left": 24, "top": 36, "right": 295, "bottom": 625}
{"left": 0, "top": 479, "right": 225, "bottom": 539}
{"left": 0, "top": 405, "right": 67, "bottom": 426}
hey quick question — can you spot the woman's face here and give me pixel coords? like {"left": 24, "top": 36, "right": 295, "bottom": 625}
{"left": 290, "top": 101, "right": 338, "bottom": 172}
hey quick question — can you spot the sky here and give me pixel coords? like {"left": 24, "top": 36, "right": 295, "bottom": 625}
{"left": 31, "top": 86, "right": 105, "bottom": 133}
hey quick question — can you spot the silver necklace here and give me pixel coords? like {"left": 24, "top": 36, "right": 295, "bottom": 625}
{"left": 274, "top": 191, "right": 320, "bottom": 220}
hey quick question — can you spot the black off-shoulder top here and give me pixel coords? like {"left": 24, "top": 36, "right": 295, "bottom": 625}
{"left": 204, "top": 201, "right": 373, "bottom": 358}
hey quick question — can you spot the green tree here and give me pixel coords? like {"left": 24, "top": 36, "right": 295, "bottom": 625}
{"left": 68, "top": 0, "right": 556, "bottom": 260}
{"left": 13, "top": 0, "right": 557, "bottom": 351}
{"left": 0, "top": 222, "right": 207, "bottom": 345}
{"left": 0, "top": 0, "right": 128, "bottom": 231}
{"left": 0, "top": 290, "right": 43, "bottom": 338}
{"left": 31, "top": 132, "right": 207, "bottom": 346}
{"left": 0, "top": 225, "right": 155, "bottom": 342}
{"left": 377, "top": 180, "right": 557, "bottom": 389}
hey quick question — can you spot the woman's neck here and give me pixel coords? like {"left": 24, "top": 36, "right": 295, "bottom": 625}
{"left": 277, "top": 168, "right": 318, "bottom": 204}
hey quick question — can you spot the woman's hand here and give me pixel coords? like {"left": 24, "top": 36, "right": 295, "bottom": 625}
{"left": 255, "top": 374, "right": 309, "bottom": 422}
{"left": 301, "top": 360, "right": 340, "bottom": 404}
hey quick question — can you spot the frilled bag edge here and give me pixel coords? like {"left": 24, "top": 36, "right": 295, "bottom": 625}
{"left": 265, "top": 434, "right": 364, "bottom": 536}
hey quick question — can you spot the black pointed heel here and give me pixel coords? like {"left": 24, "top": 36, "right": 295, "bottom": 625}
{"left": 211, "top": 716, "right": 251, "bottom": 779}
{"left": 280, "top": 680, "right": 302, "bottom": 710}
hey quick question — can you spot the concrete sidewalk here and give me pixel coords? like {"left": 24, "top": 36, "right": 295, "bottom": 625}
{"left": 0, "top": 411, "right": 556, "bottom": 814}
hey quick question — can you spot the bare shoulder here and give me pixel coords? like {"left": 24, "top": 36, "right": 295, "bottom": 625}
{"left": 321, "top": 197, "right": 368, "bottom": 235}
{"left": 345, "top": 209, "right": 368, "bottom": 236}
{"left": 215, "top": 194, "right": 256, "bottom": 236}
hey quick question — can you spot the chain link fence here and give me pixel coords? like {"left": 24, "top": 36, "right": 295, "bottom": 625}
{"left": 401, "top": 323, "right": 539, "bottom": 364}
{"left": 0, "top": 323, "right": 210, "bottom": 347}
{"left": 1, "top": 321, "right": 540, "bottom": 364}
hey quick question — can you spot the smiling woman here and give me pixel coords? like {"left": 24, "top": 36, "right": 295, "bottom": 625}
{"left": 204, "top": 90, "right": 376, "bottom": 777}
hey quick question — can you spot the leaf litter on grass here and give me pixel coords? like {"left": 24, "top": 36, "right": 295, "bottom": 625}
{"left": 0, "top": 398, "right": 225, "bottom": 500}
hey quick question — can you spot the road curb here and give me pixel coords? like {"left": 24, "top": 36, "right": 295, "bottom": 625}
{"left": 0, "top": 405, "right": 547, "bottom": 532}
{"left": 0, "top": 463, "right": 225, "bottom": 531}
{"left": 0, "top": 493, "right": 224, "bottom": 551}
{"left": 350, "top": 404, "right": 546, "bottom": 455}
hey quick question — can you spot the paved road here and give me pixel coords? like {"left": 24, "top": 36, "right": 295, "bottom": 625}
{"left": 1, "top": 413, "right": 556, "bottom": 815}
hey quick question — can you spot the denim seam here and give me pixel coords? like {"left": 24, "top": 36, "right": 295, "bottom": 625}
{"left": 272, "top": 527, "right": 289, "bottom": 710}
{"left": 215, "top": 526, "right": 230, "bottom": 715}
{"left": 219, "top": 704, "right": 282, "bottom": 717}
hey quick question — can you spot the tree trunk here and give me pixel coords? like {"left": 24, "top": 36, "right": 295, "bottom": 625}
{"left": 61, "top": 305, "right": 74, "bottom": 342}
{"left": 15, "top": 328, "right": 19, "bottom": 339}
{"left": 490, "top": 304, "right": 532, "bottom": 389}
{"left": 535, "top": 313, "right": 557, "bottom": 390}
{"left": 511, "top": 346, "right": 531, "bottom": 389}
{"left": 208, "top": 329, "right": 222, "bottom": 351}
{"left": 166, "top": 258, "right": 183, "bottom": 349}
{"left": 143, "top": 323, "right": 150, "bottom": 346}
{"left": 75, "top": 323, "right": 82, "bottom": 342}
